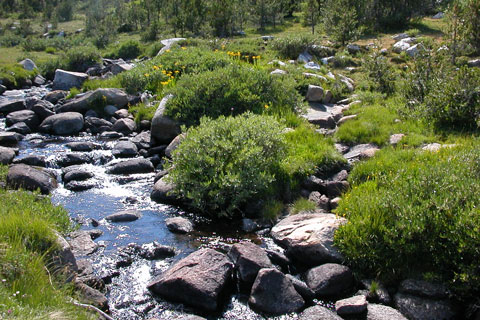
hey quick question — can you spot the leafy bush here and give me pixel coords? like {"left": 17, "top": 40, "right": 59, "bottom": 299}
{"left": 116, "top": 40, "right": 142, "bottom": 60}
{"left": 165, "top": 64, "right": 302, "bottom": 126}
{"left": 334, "top": 142, "right": 480, "bottom": 298}
{"left": 290, "top": 198, "right": 316, "bottom": 214}
{"left": 0, "top": 32, "right": 23, "bottom": 47}
{"left": 363, "top": 50, "right": 397, "bottom": 95}
{"left": 422, "top": 66, "right": 480, "bottom": 130}
{"left": 38, "top": 58, "right": 65, "bottom": 80}
{"left": 282, "top": 122, "right": 346, "bottom": 184}
{"left": 65, "top": 46, "right": 101, "bottom": 72}
{"left": 271, "top": 35, "right": 315, "bottom": 59}
{"left": 0, "top": 63, "right": 36, "bottom": 88}
{"left": 166, "top": 113, "right": 287, "bottom": 218}
{"left": 129, "top": 103, "right": 157, "bottom": 124}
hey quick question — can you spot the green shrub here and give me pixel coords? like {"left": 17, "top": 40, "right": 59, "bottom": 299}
{"left": 406, "top": 28, "right": 421, "bottom": 37}
{"left": 38, "top": 58, "right": 65, "bottom": 80}
{"left": 334, "top": 142, "right": 480, "bottom": 298}
{"left": 290, "top": 198, "right": 316, "bottom": 214}
{"left": 165, "top": 64, "right": 302, "bottom": 127}
{"left": 64, "top": 45, "right": 101, "bottom": 72}
{"left": 45, "top": 46, "right": 56, "bottom": 54}
{"left": 282, "top": 121, "right": 346, "bottom": 184}
{"left": 271, "top": 35, "right": 315, "bottom": 59}
{"left": 116, "top": 40, "right": 142, "bottom": 60}
{"left": 261, "top": 200, "right": 285, "bottom": 221}
{"left": 0, "top": 32, "right": 23, "bottom": 47}
{"left": 0, "top": 63, "right": 36, "bottom": 88}
{"left": 166, "top": 113, "right": 287, "bottom": 218}
{"left": 363, "top": 50, "right": 397, "bottom": 95}
{"left": 129, "top": 103, "right": 157, "bottom": 124}
{"left": 422, "top": 66, "right": 480, "bottom": 130}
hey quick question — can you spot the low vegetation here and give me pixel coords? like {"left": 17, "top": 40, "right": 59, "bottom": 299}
{"left": 334, "top": 142, "right": 480, "bottom": 299}
{"left": 0, "top": 166, "right": 90, "bottom": 319}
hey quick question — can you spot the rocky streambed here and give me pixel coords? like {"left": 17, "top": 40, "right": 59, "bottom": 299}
{"left": 0, "top": 82, "right": 460, "bottom": 320}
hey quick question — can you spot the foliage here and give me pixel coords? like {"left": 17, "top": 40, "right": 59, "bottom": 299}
{"left": 64, "top": 46, "right": 101, "bottom": 72}
{"left": 402, "top": 49, "right": 480, "bottom": 130}
{"left": 115, "top": 40, "right": 143, "bottom": 60}
{"left": 129, "top": 103, "right": 157, "bottom": 124}
{"left": 363, "top": 49, "right": 397, "bottom": 95}
{"left": 0, "top": 168, "right": 91, "bottom": 319}
{"left": 334, "top": 142, "right": 480, "bottom": 299}
{"left": 282, "top": 121, "right": 346, "bottom": 184}
{"left": 0, "top": 63, "right": 36, "bottom": 88}
{"left": 38, "top": 58, "right": 65, "bottom": 81}
{"left": 335, "top": 95, "right": 434, "bottom": 146}
{"left": 322, "top": 0, "right": 359, "bottom": 45}
{"left": 165, "top": 64, "right": 302, "bottom": 127}
{"left": 447, "top": 0, "right": 480, "bottom": 55}
{"left": 166, "top": 113, "right": 287, "bottom": 218}
{"left": 261, "top": 199, "right": 285, "bottom": 221}
{"left": 271, "top": 35, "right": 315, "bottom": 59}
{"left": 290, "top": 197, "right": 316, "bottom": 214}
{"left": 0, "top": 33, "right": 23, "bottom": 47}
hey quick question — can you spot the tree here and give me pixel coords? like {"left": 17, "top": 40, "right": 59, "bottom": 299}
{"left": 302, "top": 0, "right": 322, "bottom": 34}
{"left": 322, "top": 0, "right": 359, "bottom": 45}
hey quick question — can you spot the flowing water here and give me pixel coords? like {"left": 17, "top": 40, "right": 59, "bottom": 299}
{"left": 1, "top": 88, "right": 327, "bottom": 319}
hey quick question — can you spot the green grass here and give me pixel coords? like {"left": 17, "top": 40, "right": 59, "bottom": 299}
{"left": 0, "top": 166, "right": 91, "bottom": 319}
{"left": 129, "top": 102, "right": 157, "bottom": 124}
{"left": 335, "top": 94, "right": 435, "bottom": 146}
{"left": 334, "top": 141, "right": 480, "bottom": 299}
{"left": 290, "top": 198, "right": 316, "bottom": 214}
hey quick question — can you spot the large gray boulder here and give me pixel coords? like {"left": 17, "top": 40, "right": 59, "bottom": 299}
{"left": 335, "top": 295, "right": 368, "bottom": 316}
{"left": 271, "top": 213, "right": 346, "bottom": 266}
{"left": 106, "top": 158, "right": 154, "bottom": 174}
{"left": 228, "top": 242, "right": 273, "bottom": 284}
{"left": 0, "top": 147, "right": 16, "bottom": 164}
{"left": 305, "top": 263, "right": 354, "bottom": 298}
{"left": 6, "top": 164, "right": 58, "bottom": 194}
{"left": 68, "top": 230, "right": 98, "bottom": 256}
{"left": 6, "top": 110, "right": 39, "bottom": 129}
{"left": 57, "top": 88, "right": 129, "bottom": 114}
{"left": 147, "top": 248, "right": 233, "bottom": 311}
{"left": 151, "top": 95, "right": 181, "bottom": 145}
{"left": 112, "top": 118, "right": 136, "bottom": 135}
{"left": 165, "top": 133, "right": 185, "bottom": 158}
{"left": 165, "top": 217, "right": 193, "bottom": 234}
{"left": 394, "top": 293, "right": 456, "bottom": 320}
{"left": 112, "top": 141, "right": 138, "bottom": 158}
{"left": 39, "top": 112, "right": 84, "bottom": 136}
{"left": 43, "top": 90, "right": 67, "bottom": 104}
{"left": 31, "top": 100, "right": 55, "bottom": 120}
{"left": 0, "top": 99, "right": 26, "bottom": 115}
{"left": 398, "top": 279, "right": 448, "bottom": 299}
{"left": 248, "top": 268, "right": 305, "bottom": 315}
{"left": 306, "top": 85, "right": 324, "bottom": 102}
{"left": 19, "top": 58, "right": 37, "bottom": 71}
{"left": 151, "top": 176, "right": 178, "bottom": 204}
{"left": 0, "top": 132, "right": 23, "bottom": 146}
{"left": 53, "top": 69, "right": 88, "bottom": 91}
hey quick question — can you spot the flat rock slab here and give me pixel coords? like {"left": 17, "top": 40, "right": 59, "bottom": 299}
{"left": 147, "top": 248, "right": 233, "bottom": 311}
{"left": 107, "top": 158, "right": 154, "bottom": 174}
{"left": 343, "top": 144, "right": 379, "bottom": 163}
{"left": 399, "top": 279, "right": 448, "bottom": 299}
{"left": 249, "top": 268, "right": 305, "bottom": 315}
{"left": 271, "top": 213, "right": 346, "bottom": 266}
{"left": 105, "top": 210, "right": 142, "bottom": 222}
{"left": 0, "top": 132, "right": 23, "bottom": 147}
{"left": 335, "top": 295, "right": 367, "bottom": 315}
{"left": 53, "top": 69, "right": 88, "bottom": 91}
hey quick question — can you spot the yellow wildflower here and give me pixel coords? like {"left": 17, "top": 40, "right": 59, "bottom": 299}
{"left": 144, "top": 73, "right": 150, "bottom": 77}
{"left": 181, "top": 47, "right": 186, "bottom": 50}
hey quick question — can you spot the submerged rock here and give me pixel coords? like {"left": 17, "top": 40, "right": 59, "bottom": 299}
{"left": 249, "top": 268, "right": 305, "bottom": 315}
{"left": 106, "top": 210, "right": 142, "bottom": 222}
{"left": 106, "top": 158, "right": 154, "bottom": 174}
{"left": 147, "top": 248, "right": 233, "bottom": 311}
